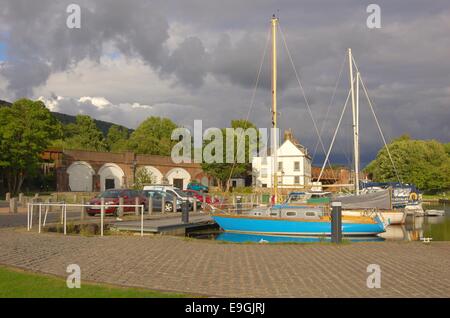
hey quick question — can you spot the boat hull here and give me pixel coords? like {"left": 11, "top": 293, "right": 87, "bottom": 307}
{"left": 342, "top": 210, "right": 406, "bottom": 225}
{"left": 212, "top": 215, "right": 385, "bottom": 236}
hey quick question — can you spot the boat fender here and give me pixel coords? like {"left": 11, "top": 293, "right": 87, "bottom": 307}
{"left": 409, "top": 192, "right": 418, "bottom": 201}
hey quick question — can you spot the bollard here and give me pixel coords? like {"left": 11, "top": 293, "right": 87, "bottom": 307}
{"left": 135, "top": 197, "right": 139, "bottom": 215}
{"left": 9, "top": 198, "right": 17, "bottom": 214}
{"left": 236, "top": 196, "right": 242, "bottom": 215}
{"left": 193, "top": 197, "right": 197, "bottom": 213}
{"left": 5, "top": 192, "right": 10, "bottom": 202}
{"left": 118, "top": 197, "right": 124, "bottom": 217}
{"left": 173, "top": 195, "right": 177, "bottom": 213}
{"left": 331, "top": 202, "right": 342, "bottom": 243}
{"left": 100, "top": 198, "right": 105, "bottom": 237}
{"left": 148, "top": 195, "right": 153, "bottom": 215}
{"left": 161, "top": 195, "right": 165, "bottom": 213}
{"left": 18, "top": 193, "right": 24, "bottom": 205}
{"left": 80, "top": 198, "right": 86, "bottom": 220}
{"left": 181, "top": 200, "right": 189, "bottom": 224}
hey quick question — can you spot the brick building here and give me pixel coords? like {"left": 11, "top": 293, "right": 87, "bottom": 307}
{"left": 42, "top": 149, "right": 210, "bottom": 192}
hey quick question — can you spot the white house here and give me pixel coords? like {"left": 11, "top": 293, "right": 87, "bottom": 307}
{"left": 252, "top": 130, "right": 312, "bottom": 188}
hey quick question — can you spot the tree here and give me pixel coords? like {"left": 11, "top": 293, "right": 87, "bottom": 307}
{"left": 132, "top": 167, "right": 155, "bottom": 190}
{"left": 127, "top": 117, "right": 178, "bottom": 155}
{"left": 57, "top": 115, "right": 108, "bottom": 151}
{"left": 364, "top": 135, "right": 450, "bottom": 193}
{"left": 0, "top": 99, "right": 62, "bottom": 195}
{"left": 201, "top": 119, "right": 259, "bottom": 191}
{"left": 106, "top": 125, "right": 129, "bottom": 152}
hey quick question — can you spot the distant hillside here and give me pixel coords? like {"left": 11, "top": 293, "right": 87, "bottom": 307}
{"left": 0, "top": 99, "right": 132, "bottom": 136}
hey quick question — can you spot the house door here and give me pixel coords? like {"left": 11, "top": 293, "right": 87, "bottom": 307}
{"left": 105, "top": 178, "right": 115, "bottom": 190}
{"left": 173, "top": 178, "right": 184, "bottom": 189}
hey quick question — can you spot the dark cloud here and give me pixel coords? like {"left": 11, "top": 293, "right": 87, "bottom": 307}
{"left": 0, "top": 0, "right": 449, "bottom": 166}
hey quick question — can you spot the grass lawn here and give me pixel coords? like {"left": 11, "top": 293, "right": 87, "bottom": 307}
{"left": 0, "top": 265, "right": 189, "bottom": 298}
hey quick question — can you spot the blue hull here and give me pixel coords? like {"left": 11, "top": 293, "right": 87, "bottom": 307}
{"left": 212, "top": 215, "right": 385, "bottom": 236}
{"left": 216, "top": 232, "right": 385, "bottom": 243}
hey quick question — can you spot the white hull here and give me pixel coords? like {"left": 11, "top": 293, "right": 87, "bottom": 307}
{"left": 405, "top": 203, "right": 425, "bottom": 216}
{"left": 342, "top": 210, "right": 406, "bottom": 225}
{"left": 425, "top": 209, "right": 445, "bottom": 217}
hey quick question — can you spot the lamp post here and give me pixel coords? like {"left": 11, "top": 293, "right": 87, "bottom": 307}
{"left": 132, "top": 159, "right": 137, "bottom": 187}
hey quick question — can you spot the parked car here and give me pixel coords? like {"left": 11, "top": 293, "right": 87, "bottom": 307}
{"left": 187, "top": 181, "right": 209, "bottom": 192}
{"left": 183, "top": 189, "right": 219, "bottom": 205}
{"left": 86, "top": 189, "right": 146, "bottom": 216}
{"left": 143, "top": 185, "right": 194, "bottom": 210}
{"left": 141, "top": 190, "right": 183, "bottom": 212}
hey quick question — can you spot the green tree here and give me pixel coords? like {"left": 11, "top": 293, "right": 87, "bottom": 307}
{"left": 201, "top": 119, "right": 259, "bottom": 191}
{"left": 0, "top": 99, "right": 62, "bottom": 195}
{"left": 106, "top": 125, "right": 129, "bottom": 152}
{"left": 364, "top": 135, "right": 450, "bottom": 193}
{"left": 56, "top": 115, "right": 108, "bottom": 151}
{"left": 127, "top": 117, "right": 178, "bottom": 155}
{"left": 132, "top": 167, "right": 155, "bottom": 190}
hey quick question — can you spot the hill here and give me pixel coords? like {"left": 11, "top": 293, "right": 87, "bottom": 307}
{"left": 0, "top": 99, "right": 132, "bottom": 136}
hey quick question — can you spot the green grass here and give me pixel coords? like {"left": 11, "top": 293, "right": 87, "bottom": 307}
{"left": 0, "top": 265, "right": 189, "bottom": 298}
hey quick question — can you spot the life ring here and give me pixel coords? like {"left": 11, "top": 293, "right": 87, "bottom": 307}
{"left": 409, "top": 192, "right": 418, "bottom": 201}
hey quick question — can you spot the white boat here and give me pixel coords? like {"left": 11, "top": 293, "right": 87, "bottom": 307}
{"left": 405, "top": 202, "right": 425, "bottom": 216}
{"left": 342, "top": 210, "right": 406, "bottom": 225}
{"left": 425, "top": 209, "right": 445, "bottom": 217}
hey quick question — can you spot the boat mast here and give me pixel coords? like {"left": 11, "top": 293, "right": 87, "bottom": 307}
{"left": 348, "top": 48, "right": 360, "bottom": 195}
{"left": 271, "top": 15, "right": 278, "bottom": 203}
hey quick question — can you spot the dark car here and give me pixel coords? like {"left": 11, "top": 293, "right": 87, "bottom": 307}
{"left": 142, "top": 190, "right": 183, "bottom": 212}
{"left": 86, "top": 189, "right": 146, "bottom": 216}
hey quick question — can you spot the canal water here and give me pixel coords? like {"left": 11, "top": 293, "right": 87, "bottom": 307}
{"left": 189, "top": 203, "right": 449, "bottom": 243}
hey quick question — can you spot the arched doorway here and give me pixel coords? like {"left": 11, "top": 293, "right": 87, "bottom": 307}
{"left": 141, "top": 166, "right": 163, "bottom": 184}
{"left": 98, "top": 163, "right": 125, "bottom": 191}
{"left": 67, "top": 161, "right": 95, "bottom": 192}
{"left": 165, "top": 168, "right": 191, "bottom": 190}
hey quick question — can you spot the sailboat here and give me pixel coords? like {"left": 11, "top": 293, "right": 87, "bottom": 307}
{"left": 212, "top": 15, "right": 386, "bottom": 237}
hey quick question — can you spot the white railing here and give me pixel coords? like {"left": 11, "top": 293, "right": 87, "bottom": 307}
{"left": 27, "top": 202, "right": 145, "bottom": 237}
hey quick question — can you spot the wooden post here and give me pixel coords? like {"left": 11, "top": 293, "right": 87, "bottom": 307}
{"left": 193, "top": 197, "right": 197, "bottom": 213}
{"left": 118, "top": 197, "right": 124, "bottom": 217}
{"left": 9, "top": 198, "right": 17, "bottom": 214}
{"left": 100, "top": 198, "right": 105, "bottom": 237}
{"left": 173, "top": 195, "right": 177, "bottom": 213}
{"left": 80, "top": 198, "right": 85, "bottom": 220}
{"left": 161, "top": 195, "right": 165, "bottom": 213}
{"left": 18, "top": 193, "right": 24, "bottom": 205}
{"left": 135, "top": 197, "right": 139, "bottom": 215}
{"left": 148, "top": 196, "right": 153, "bottom": 215}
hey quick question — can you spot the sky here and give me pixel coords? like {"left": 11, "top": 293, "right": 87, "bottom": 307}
{"left": 0, "top": 0, "right": 449, "bottom": 167}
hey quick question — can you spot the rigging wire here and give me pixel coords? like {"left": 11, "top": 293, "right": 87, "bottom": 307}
{"left": 318, "top": 85, "right": 353, "bottom": 181}
{"left": 351, "top": 57, "right": 403, "bottom": 184}
{"left": 277, "top": 23, "right": 337, "bottom": 178}
{"left": 225, "top": 26, "right": 271, "bottom": 187}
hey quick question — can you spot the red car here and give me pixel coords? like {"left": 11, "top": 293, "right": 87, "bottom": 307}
{"left": 183, "top": 189, "right": 219, "bottom": 205}
{"left": 87, "top": 189, "right": 146, "bottom": 216}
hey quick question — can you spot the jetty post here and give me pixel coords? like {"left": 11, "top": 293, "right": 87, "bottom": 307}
{"left": 331, "top": 202, "right": 342, "bottom": 243}
{"left": 181, "top": 199, "right": 189, "bottom": 224}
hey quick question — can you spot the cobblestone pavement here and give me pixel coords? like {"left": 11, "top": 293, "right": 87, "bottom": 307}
{"left": 0, "top": 228, "right": 449, "bottom": 297}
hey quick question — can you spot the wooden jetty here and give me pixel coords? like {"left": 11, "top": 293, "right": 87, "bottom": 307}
{"left": 113, "top": 214, "right": 216, "bottom": 235}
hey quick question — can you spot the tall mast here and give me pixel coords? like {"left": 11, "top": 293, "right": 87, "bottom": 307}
{"left": 348, "top": 48, "right": 360, "bottom": 195}
{"left": 271, "top": 15, "right": 278, "bottom": 202}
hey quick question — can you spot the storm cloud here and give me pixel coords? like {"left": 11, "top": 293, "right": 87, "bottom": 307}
{"left": 0, "top": 0, "right": 449, "bottom": 166}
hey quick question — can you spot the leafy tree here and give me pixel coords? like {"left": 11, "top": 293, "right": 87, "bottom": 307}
{"left": 201, "top": 119, "right": 259, "bottom": 191}
{"left": 364, "top": 135, "right": 450, "bottom": 193}
{"left": 56, "top": 115, "right": 108, "bottom": 151}
{"left": 106, "top": 125, "right": 129, "bottom": 152}
{"left": 0, "top": 99, "right": 62, "bottom": 195}
{"left": 127, "top": 117, "right": 178, "bottom": 155}
{"left": 132, "top": 167, "right": 155, "bottom": 190}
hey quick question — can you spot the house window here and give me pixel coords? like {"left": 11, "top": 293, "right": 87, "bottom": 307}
{"left": 294, "top": 161, "right": 300, "bottom": 171}
{"left": 261, "top": 168, "right": 267, "bottom": 178}
{"left": 262, "top": 184, "right": 267, "bottom": 188}
{"left": 294, "top": 176, "right": 300, "bottom": 184}
{"left": 278, "top": 161, "right": 283, "bottom": 171}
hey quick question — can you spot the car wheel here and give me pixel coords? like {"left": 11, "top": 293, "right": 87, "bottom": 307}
{"left": 164, "top": 202, "right": 174, "bottom": 212}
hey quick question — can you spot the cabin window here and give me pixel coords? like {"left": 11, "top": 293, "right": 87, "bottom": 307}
{"left": 305, "top": 212, "right": 316, "bottom": 217}
{"left": 294, "top": 161, "right": 300, "bottom": 171}
{"left": 286, "top": 211, "right": 297, "bottom": 217}
{"left": 270, "top": 212, "right": 278, "bottom": 216}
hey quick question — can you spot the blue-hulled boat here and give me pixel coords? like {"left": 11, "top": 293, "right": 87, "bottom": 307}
{"left": 212, "top": 210, "right": 386, "bottom": 237}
